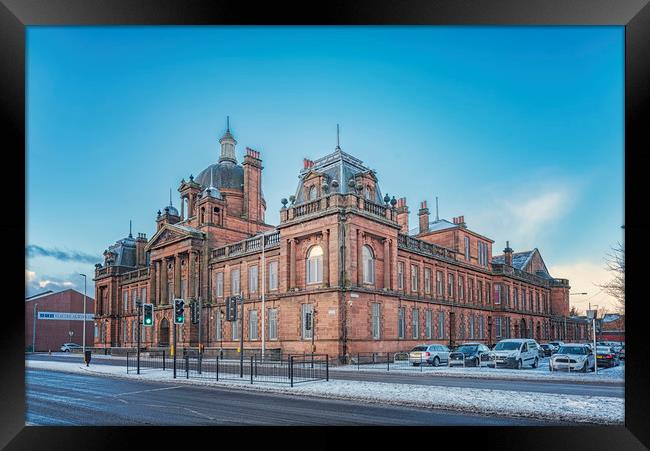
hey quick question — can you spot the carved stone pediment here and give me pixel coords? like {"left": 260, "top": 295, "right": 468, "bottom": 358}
{"left": 145, "top": 227, "right": 188, "bottom": 251}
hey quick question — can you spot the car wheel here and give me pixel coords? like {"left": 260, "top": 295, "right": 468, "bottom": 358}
{"left": 532, "top": 358, "right": 538, "bottom": 369}
{"left": 517, "top": 359, "right": 522, "bottom": 370}
{"left": 64, "top": 349, "right": 69, "bottom": 352}
{"left": 581, "top": 361, "right": 588, "bottom": 373}
{"left": 474, "top": 357, "right": 480, "bottom": 367}
{"left": 549, "top": 364, "right": 554, "bottom": 372}
{"left": 433, "top": 356, "right": 440, "bottom": 367}
{"left": 412, "top": 363, "right": 419, "bottom": 367}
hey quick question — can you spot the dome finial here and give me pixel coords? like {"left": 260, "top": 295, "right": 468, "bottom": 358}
{"left": 336, "top": 123, "right": 341, "bottom": 151}
{"left": 219, "top": 116, "right": 237, "bottom": 163}
{"left": 129, "top": 219, "right": 132, "bottom": 238}
{"left": 227, "top": 115, "right": 230, "bottom": 132}
{"left": 169, "top": 188, "right": 173, "bottom": 207}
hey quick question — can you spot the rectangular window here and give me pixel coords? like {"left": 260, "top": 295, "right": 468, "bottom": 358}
{"left": 448, "top": 273, "right": 455, "bottom": 299}
{"left": 464, "top": 236, "right": 470, "bottom": 261}
{"left": 268, "top": 308, "right": 278, "bottom": 340}
{"left": 478, "top": 280, "right": 483, "bottom": 304}
{"left": 268, "top": 261, "right": 278, "bottom": 291}
{"left": 506, "top": 285, "right": 511, "bottom": 307}
{"left": 458, "top": 276, "right": 464, "bottom": 301}
{"left": 412, "top": 308, "right": 419, "bottom": 339}
{"left": 495, "top": 317, "right": 502, "bottom": 339}
{"left": 536, "top": 293, "right": 540, "bottom": 312}
{"left": 231, "top": 268, "right": 241, "bottom": 295}
{"left": 436, "top": 271, "right": 443, "bottom": 296}
{"left": 249, "top": 266, "right": 258, "bottom": 294}
{"left": 123, "top": 291, "right": 128, "bottom": 313}
{"left": 424, "top": 268, "right": 432, "bottom": 294}
{"left": 371, "top": 303, "right": 381, "bottom": 339}
{"left": 215, "top": 310, "right": 222, "bottom": 340}
{"left": 494, "top": 284, "right": 501, "bottom": 305}
{"left": 469, "top": 315, "right": 475, "bottom": 339}
{"left": 425, "top": 310, "right": 432, "bottom": 339}
{"left": 514, "top": 287, "right": 519, "bottom": 309}
{"left": 468, "top": 278, "right": 474, "bottom": 302}
{"left": 168, "top": 282, "right": 173, "bottom": 303}
{"left": 478, "top": 242, "right": 484, "bottom": 266}
{"left": 522, "top": 289, "right": 527, "bottom": 310}
{"left": 302, "top": 304, "right": 313, "bottom": 339}
{"left": 486, "top": 283, "right": 491, "bottom": 304}
{"left": 397, "top": 262, "right": 404, "bottom": 290}
{"left": 216, "top": 272, "right": 224, "bottom": 297}
{"left": 249, "top": 310, "right": 258, "bottom": 340}
{"left": 479, "top": 316, "right": 484, "bottom": 339}
{"left": 141, "top": 287, "right": 147, "bottom": 304}
{"left": 438, "top": 312, "right": 445, "bottom": 339}
{"left": 398, "top": 307, "right": 405, "bottom": 339}
{"left": 122, "top": 321, "right": 127, "bottom": 343}
{"left": 232, "top": 318, "right": 240, "bottom": 340}
{"left": 410, "top": 264, "right": 418, "bottom": 292}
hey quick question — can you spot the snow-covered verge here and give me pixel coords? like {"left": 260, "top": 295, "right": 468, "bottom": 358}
{"left": 331, "top": 359, "right": 625, "bottom": 384}
{"left": 26, "top": 359, "right": 624, "bottom": 425}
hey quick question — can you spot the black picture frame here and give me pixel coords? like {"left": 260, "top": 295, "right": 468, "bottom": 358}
{"left": 2, "top": 1, "right": 648, "bottom": 449}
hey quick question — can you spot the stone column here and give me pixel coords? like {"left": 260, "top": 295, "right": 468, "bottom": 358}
{"left": 174, "top": 254, "right": 182, "bottom": 299}
{"left": 357, "top": 229, "right": 363, "bottom": 286}
{"left": 149, "top": 260, "right": 157, "bottom": 305}
{"left": 383, "top": 238, "right": 390, "bottom": 290}
{"left": 323, "top": 229, "right": 330, "bottom": 287}
{"left": 188, "top": 250, "right": 196, "bottom": 299}
{"left": 289, "top": 238, "right": 296, "bottom": 289}
{"left": 160, "top": 258, "right": 169, "bottom": 305}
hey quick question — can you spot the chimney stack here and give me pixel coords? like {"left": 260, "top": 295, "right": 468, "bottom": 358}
{"left": 418, "top": 200, "right": 430, "bottom": 234}
{"left": 395, "top": 197, "right": 410, "bottom": 234}
{"left": 504, "top": 241, "right": 513, "bottom": 266}
{"left": 303, "top": 158, "right": 314, "bottom": 169}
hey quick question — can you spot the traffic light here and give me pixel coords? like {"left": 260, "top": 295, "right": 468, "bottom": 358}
{"left": 191, "top": 301, "right": 200, "bottom": 324}
{"left": 174, "top": 298, "right": 185, "bottom": 324}
{"left": 143, "top": 304, "right": 153, "bottom": 326}
{"left": 226, "top": 296, "right": 238, "bottom": 321}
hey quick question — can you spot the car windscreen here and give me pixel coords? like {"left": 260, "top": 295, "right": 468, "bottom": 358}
{"left": 540, "top": 344, "right": 550, "bottom": 349}
{"left": 557, "top": 346, "right": 587, "bottom": 355}
{"left": 596, "top": 347, "right": 611, "bottom": 353}
{"left": 456, "top": 345, "right": 478, "bottom": 353}
{"left": 411, "top": 346, "right": 428, "bottom": 352}
{"left": 494, "top": 342, "right": 521, "bottom": 351}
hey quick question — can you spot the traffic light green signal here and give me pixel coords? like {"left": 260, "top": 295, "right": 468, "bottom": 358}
{"left": 143, "top": 304, "right": 153, "bottom": 326}
{"left": 174, "top": 299, "right": 185, "bottom": 325}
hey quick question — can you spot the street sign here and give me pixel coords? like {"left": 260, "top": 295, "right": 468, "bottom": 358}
{"left": 586, "top": 309, "right": 597, "bottom": 320}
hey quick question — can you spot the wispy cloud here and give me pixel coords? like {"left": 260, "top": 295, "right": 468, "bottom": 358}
{"left": 26, "top": 245, "right": 100, "bottom": 265}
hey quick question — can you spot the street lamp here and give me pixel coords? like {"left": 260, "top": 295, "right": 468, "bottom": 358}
{"left": 79, "top": 274, "right": 87, "bottom": 354}
{"left": 32, "top": 303, "right": 38, "bottom": 352}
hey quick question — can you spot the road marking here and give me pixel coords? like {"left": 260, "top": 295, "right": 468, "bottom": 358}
{"left": 117, "top": 398, "right": 129, "bottom": 404}
{"left": 98, "top": 385, "right": 184, "bottom": 399}
{"left": 183, "top": 407, "right": 215, "bottom": 420}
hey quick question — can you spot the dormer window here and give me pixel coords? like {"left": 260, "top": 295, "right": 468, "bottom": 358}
{"left": 308, "top": 185, "right": 317, "bottom": 201}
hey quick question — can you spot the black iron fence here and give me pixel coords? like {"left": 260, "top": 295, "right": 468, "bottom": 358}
{"left": 348, "top": 351, "right": 434, "bottom": 372}
{"left": 125, "top": 351, "right": 328, "bottom": 386}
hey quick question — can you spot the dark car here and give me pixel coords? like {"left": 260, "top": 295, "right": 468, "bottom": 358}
{"left": 448, "top": 343, "right": 491, "bottom": 367}
{"left": 596, "top": 346, "right": 620, "bottom": 368}
{"left": 539, "top": 344, "right": 554, "bottom": 357}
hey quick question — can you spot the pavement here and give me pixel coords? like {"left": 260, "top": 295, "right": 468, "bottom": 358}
{"left": 26, "top": 368, "right": 553, "bottom": 426}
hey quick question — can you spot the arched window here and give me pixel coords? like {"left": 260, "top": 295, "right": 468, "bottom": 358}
{"left": 362, "top": 245, "right": 375, "bottom": 284}
{"left": 364, "top": 186, "right": 371, "bottom": 200}
{"left": 159, "top": 318, "right": 170, "bottom": 346}
{"left": 306, "top": 245, "right": 323, "bottom": 284}
{"left": 308, "top": 185, "right": 317, "bottom": 201}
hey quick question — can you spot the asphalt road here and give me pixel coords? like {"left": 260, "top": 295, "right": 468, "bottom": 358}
{"left": 27, "top": 353, "right": 624, "bottom": 399}
{"left": 26, "top": 369, "right": 554, "bottom": 425}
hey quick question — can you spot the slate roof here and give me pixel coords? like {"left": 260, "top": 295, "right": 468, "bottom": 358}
{"left": 491, "top": 250, "right": 535, "bottom": 270}
{"left": 408, "top": 219, "right": 457, "bottom": 236}
{"left": 602, "top": 314, "right": 622, "bottom": 323}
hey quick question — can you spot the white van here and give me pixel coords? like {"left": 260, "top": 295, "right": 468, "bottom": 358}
{"left": 491, "top": 338, "right": 540, "bottom": 369}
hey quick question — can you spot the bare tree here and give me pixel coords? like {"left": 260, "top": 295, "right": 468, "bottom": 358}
{"left": 597, "top": 242, "right": 624, "bottom": 314}
{"left": 569, "top": 305, "right": 583, "bottom": 317}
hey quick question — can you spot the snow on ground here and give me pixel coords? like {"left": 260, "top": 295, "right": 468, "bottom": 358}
{"left": 26, "top": 359, "right": 624, "bottom": 425}
{"left": 332, "top": 358, "right": 625, "bottom": 383}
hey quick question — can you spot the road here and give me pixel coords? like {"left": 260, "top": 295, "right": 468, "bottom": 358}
{"left": 27, "top": 353, "right": 624, "bottom": 399}
{"left": 26, "top": 369, "right": 555, "bottom": 425}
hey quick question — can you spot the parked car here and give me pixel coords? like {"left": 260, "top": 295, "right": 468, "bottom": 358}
{"left": 60, "top": 343, "right": 82, "bottom": 352}
{"left": 491, "top": 338, "right": 540, "bottom": 369}
{"left": 539, "top": 344, "right": 554, "bottom": 357}
{"left": 549, "top": 343, "right": 595, "bottom": 372}
{"left": 448, "top": 343, "right": 491, "bottom": 367}
{"left": 596, "top": 346, "right": 620, "bottom": 368}
{"left": 408, "top": 344, "right": 451, "bottom": 366}
{"left": 547, "top": 341, "right": 564, "bottom": 353}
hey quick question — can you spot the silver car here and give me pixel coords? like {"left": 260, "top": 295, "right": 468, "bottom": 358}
{"left": 549, "top": 343, "right": 595, "bottom": 372}
{"left": 408, "top": 344, "right": 451, "bottom": 366}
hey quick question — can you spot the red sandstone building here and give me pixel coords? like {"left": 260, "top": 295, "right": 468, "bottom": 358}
{"left": 93, "top": 121, "right": 590, "bottom": 360}
{"left": 25, "top": 289, "right": 95, "bottom": 352}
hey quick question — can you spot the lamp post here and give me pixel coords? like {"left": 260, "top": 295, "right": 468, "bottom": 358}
{"left": 79, "top": 274, "right": 87, "bottom": 354}
{"left": 32, "top": 303, "right": 38, "bottom": 352}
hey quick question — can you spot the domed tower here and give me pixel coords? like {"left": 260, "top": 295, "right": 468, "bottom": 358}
{"left": 156, "top": 189, "right": 181, "bottom": 231}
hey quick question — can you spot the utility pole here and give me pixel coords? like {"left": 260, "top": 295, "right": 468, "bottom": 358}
{"left": 136, "top": 299, "right": 141, "bottom": 374}
{"left": 80, "top": 274, "right": 87, "bottom": 355}
{"left": 261, "top": 232, "right": 266, "bottom": 360}
{"left": 239, "top": 295, "right": 244, "bottom": 378}
{"left": 32, "top": 303, "right": 38, "bottom": 352}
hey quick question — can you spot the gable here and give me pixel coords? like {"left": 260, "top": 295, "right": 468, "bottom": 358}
{"left": 524, "top": 249, "right": 551, "bottom": 277}
{"left": 144, "top": 225, "right": 197, "bottom": 251}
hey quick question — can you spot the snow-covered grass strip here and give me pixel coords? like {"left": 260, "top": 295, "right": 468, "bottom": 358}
{"left": 26, "top": 359, "right": 624, "bottom": 425}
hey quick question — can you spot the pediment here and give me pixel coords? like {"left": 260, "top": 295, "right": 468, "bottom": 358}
{"left": 145, "top": 226, "right": 191, "bottom": 251}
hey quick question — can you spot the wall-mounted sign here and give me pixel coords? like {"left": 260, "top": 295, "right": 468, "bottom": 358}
{"left": 328, "top": 309, "right": 336, "bottom": 315}
{"left": 350, "top": 293, "right": 359, "bottom": 298}
{"left": 38, "top": 312, "right": 94, "bottom": 321}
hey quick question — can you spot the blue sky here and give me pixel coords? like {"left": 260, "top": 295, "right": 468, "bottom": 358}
{"left": 26, "top": 26, "right": 624, "bottom": 312}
